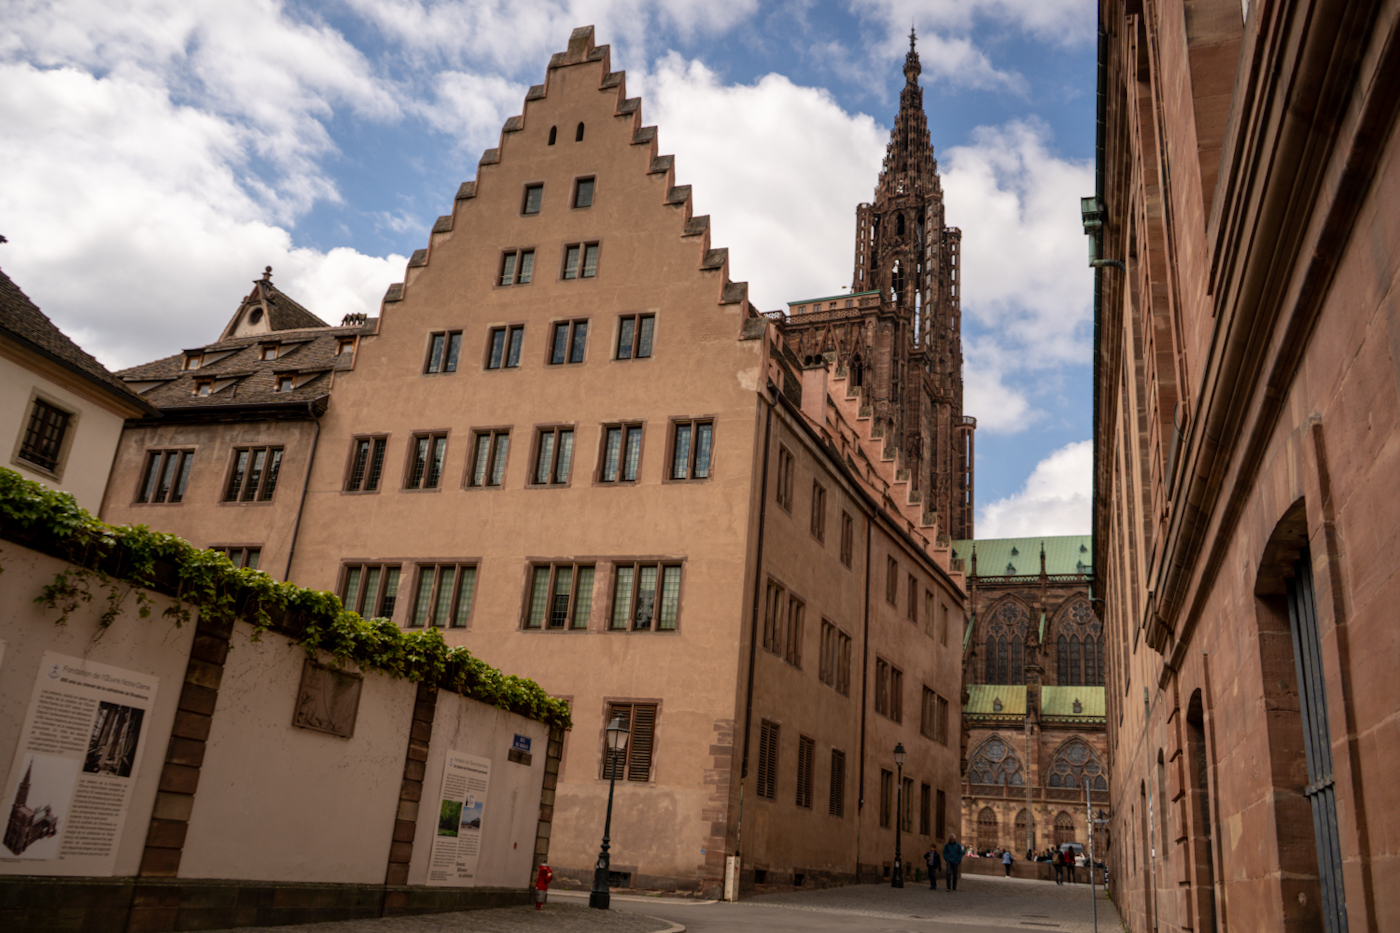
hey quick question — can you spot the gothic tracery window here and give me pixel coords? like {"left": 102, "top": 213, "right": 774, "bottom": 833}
{"left": 968, "top": 736, "right": 1024, "bottom": 786}
{"left": 1055, "top": 597, "right": 1104, "bottom": 686}
{"left": 984, "top": 599, "right": 1028, "bottom": 684}
{"left": 1054, "top": 811, "right": 1075, "bottom": 847}
{"left": 977, "top": 807, "right": 999, "bottom": 851}
{"left": 1046, "top": 739, "right": 1107, "bottom": 791}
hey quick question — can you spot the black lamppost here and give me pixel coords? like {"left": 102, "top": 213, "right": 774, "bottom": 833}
{"left": 892, "top": 742, "right": 906, "bottom": 888}
{"left": 589, "top": 716, "right": 630, "bottom": 910}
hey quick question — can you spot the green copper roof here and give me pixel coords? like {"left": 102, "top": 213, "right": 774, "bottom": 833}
{"left": 950, "top": 535, "right": 1093, "bottom": 578}
{"left": 787, "top": 290, "right": 880, "bottom": 306}
{"left": 964, "top": 684, "right": 1026, "bottom": 717}
{"left": 1040, "top": 686, "right": 1105, "bottom": 719}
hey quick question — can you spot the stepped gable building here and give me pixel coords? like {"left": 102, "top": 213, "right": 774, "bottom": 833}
{"left": 2, "top": 266, "right": 155, "bottom": 511}
{"left": 1091, "top": 0, "right": 1400, "bottom": 931}
{"left": 102, "top": 27, "right": 971, "bottom": 897}
{"left": 102, "top": 268, "right": 375, "bottom": 573}
{"left": 780, "top": 30, "right": 974, "bottom": 542}
{"left": 951, "top": 536, "right": 1107, "bottom": 855}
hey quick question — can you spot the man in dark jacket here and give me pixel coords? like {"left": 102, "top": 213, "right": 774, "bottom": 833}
{"left": 924, "top": 844, "right": 941, "bottom": 889}
{"left": 942, "top": 836, "right": 964, "bottom": 891}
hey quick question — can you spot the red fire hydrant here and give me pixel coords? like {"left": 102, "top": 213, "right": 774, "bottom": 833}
{"left": 534, "top": 864, "right": 553, "bottom": 910}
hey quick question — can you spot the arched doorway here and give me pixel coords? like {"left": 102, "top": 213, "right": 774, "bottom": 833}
{"left": 1054, "top": 811, "right": 1075, "bottom": 847}
{"left": 977, "top": 807, "right": 998, "bottom": 852}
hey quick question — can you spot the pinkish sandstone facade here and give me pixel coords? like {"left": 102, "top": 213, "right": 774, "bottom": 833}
{"left": 101, "top": 28, "right": 972, "bottom": 896}
{"left": 1092, "top": 0, "right": 1400, "bottom": 930}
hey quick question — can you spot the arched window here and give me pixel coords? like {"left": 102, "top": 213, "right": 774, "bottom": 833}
{"left": 548, "top": 125, "right": 557, "bottom": 145}
{"left": 1054, "top": 811, "right": 1075, "bottom": 847}
{"left": 1053, "top": 597, "right": 1102, "bottom": 685}
{"left": 968, "top": 736, "right": 1024, "bottom": 786}
{"left": 977, "top": 807, "right": 999, "bottom": 851}
{"left": 850, "top": 354, "right": 863, "bottom": 388}
{"left": 1047, "top": 739, "right": 1107, "bottom": 790}
{"left": 984, "top": 599, "right": 1028, "bottom": 684}
{"left": 1014, "top": 808, "right": 1028, "bottom": 849}
{"left": 575, "top": 121, "right": 585, "bottom": 141}
{"left": 896, "top": 213, "right": 906, "bottom": 236}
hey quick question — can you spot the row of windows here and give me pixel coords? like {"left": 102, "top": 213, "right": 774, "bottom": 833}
{"left": 339, "top": 559, "right": 685, "bottom": 633}
{"left": 518, "top": 176, "right": 595, "bottom": 216}
{"left": 346, "top": 419, "right": 712, "bottom": 493}
{"left": 136, "top": 446, "right": 282, "bottom": 505}
{"left": 756, "top": 720, "right": 847, "bottom": 816}
{"left": 423, "top": 313, "right": 653, "bottom": 374}
{"left": 878, "top": 767, "right": 948, "bottom": 838}
{"left": 887, "top": 554, "right": 952, "bottom": 646}
{"left": 495, "top": 241, "right": 599, "bottom": 287}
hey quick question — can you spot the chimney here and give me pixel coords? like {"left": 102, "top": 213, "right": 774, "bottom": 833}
{"left": 800, "top": 356, "right": 829, "bottom": 425}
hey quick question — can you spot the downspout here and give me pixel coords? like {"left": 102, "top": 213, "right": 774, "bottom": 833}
{"left": 282, "top": 400, "right": 321, "bottom": 582}
{"left": 736, "top": 394, "right": 774, "bottom": 886}
{"left": 856, "top": 513, "right": 872, "bottom": 881}
{"left": 1091, "top": 17, "right": 1108, "bottom": 581}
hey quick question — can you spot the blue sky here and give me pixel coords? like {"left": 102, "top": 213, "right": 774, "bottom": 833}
{"left": 0, "top": 0, "right": 1096, "bottom": 536}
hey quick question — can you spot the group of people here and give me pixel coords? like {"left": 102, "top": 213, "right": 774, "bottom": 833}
{"left": 921, "top": 839, "right": 1091, "bottom": 888}
{"left": 921, "top": 836, "right": 966, "bottom": 890}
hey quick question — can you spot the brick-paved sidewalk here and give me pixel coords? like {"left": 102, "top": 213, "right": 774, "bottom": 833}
{"left": 204, "top": 903, "right": 678, "bottom": 933}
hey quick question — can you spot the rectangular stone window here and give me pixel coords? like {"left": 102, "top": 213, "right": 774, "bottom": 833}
{"left": 670, "top": 419, "right": 712, "bottom": 480}
{"left": 907, "top": 574, "right": 918, "bottom": 622}
{"left": 840, "top": 511, "right": 854, "bottom": 568}
{"left": 939, "top": 602, "right": 950, "bottom": 646}
{"left": 408, "top": 563, "right": 476, "bottom": 628}
{"left": 486, "top": 325, "right": 525, "bottom": 369}
{"left": 616, "top": 313, "right": 654, "bottom": 359}
{"left": 796, "top": 735, "right": 815, "bottom": 809}
{"left": 901, "top": 776, "right": 914, "bottom": 832}
{"left": 776, "top": 445, "right": 794, "bottom": 511}
{"left": 875, "top": 656, "right": 903, "bottom": 722}
{"left": 920, "top": 782, "right": 931, "bottom": 835}
{"left": 879, "top": 768, "right": 893, "bottom": 828}
{"left": 886, "top": 556, "right": 898, "bottom": 605}
{"left": 224, "top": 446, "right": 283, "bottom": 502}
{"left": 345, "top": 436, "right": 387, "bottom": 492}
{"left": 137, "top": 449, "right": 193, "bottom": 503}
{"left": 425, "top": 331, "right": 462, "bottom": 373}
{"left": 563, "top": 242, "right": 599, "bottom": 279}
{"left": 810, "top": 481, "right": 826, "bottom": 542}
{"left": 522, "top": 183, "right": 543, "bottom": 215}
{"left": 610, "top": 562, "right": 682, "bottom": 631}
{"left": 342, "top": 563, "right": 402, "bottom": 619}
{"left": 499, "top": 249, "right": 535, "bottom": 286}
{"left": 531, "top": 426, "right": 573, "bottom": 485}
{"left": 936, "top": 789, "right": 947, "bottom": 838}
{"left": 404, "top": 434, "right": 446, "bottom": 489}
{"left": 573, "top": 177, "right": 595, "bottom": 208}
{"left": 829, "top": 749, "right": 846, "bottom": 816}
{"left": 756, "top": 719, "right": 779, "bottom": 800}
{"left": 819, "top": 620, "right": 851, "bottom": 695}
{"left": 784, "top": 597, "right": 804, "bottom": 669}
{"left": 467, "top": 430, "right": 509, "bottom": 487}
{"left": 524, "top": 562, "right": 594, "bottom": 630}
{"left": 215, "top": 546, "right": 260, "bottom": 570}
{"left": 602, "top": 703, "right": 657, "bottom": 782}
{"left": 549, "top": 320, "right": 588, "bottom": 364}
{"left": 600, "top": 424, "right": 643, "bottom": 483}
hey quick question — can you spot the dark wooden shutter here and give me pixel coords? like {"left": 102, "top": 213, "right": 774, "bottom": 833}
{"left": 796, "top": 737, "right": 814, "bottom": 808}
{"left": 602, "top": 704, "right": 632, "bottom": 780}
{"left": 626, "top": 705, "right": 656, "bottom": 782}
{"left": 757, "top": 720, "right": 778, "bottom": 800}
{"left": 829, "top": 750, "right": 845, "bottom": 816}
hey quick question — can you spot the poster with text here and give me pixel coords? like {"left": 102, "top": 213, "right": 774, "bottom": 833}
{"left": 0, "top": 652, "right": 158, "bottom": 876}
{"left": 426, "top": 751, "right": 492, "bottom": 886}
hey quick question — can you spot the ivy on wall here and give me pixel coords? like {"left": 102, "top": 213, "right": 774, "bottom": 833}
{"left": 0, "top": 467, "right": 571, "bottom": 730}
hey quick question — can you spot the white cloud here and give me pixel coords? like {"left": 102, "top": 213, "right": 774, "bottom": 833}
{"left": 416, "top": 71, "right": 531, "bottom": 143}
{"left": 0, "top": 62, "right": 404, "bottom": 369}
{"left": 978, "top": 440, "right": 1092, "bottom": 537}
{"left": 852, "top": 0, "right": 1095, "bottom": 50}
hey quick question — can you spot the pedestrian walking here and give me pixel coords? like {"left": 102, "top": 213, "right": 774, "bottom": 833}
{"left": 942, "top": 836, "right": 964, "bottom": 891}
{"left": 1002, "top": 849, "right": 1013, "bottom": 877}
{"left": 924, "top": 844, "right": 941, "bottom": 890}
{"left": 1075, "top": 852, "right": 1086, "bottom": 885}
{"left": 1052, "top": 848, "right": 1064, "bottom": 884}
{"left": 1066, "top": 850, "right": 1078, "bottom": 884}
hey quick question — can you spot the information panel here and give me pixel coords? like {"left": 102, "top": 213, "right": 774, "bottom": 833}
{"left": 426, "top": 751, "right": 492, "bottom": 886}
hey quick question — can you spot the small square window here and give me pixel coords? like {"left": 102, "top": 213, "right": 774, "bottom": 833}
{"left": 549, "top": 320, "right": 588, "bottom": 365}
{"left": 405, "top": 433, "right": 447, "bottom": 489}
{"left": 467, "top": 430, "right": 510, "bottom": 487}
{"left": 670, "top": 420, "right": 712, "bottom": 480}
{"left": 136, "top": 449, "right": 194, "bottom": 503}
{"left": 524, "top": 562, "right": 595, "bottom": 630}
{"left": 337, "top": 339, "right": 355, "bottom": 356}
{"left": 486, "top": 326, "right": 525, "bottom": 369}
{"left": 17, "top": 398, "right": 72, "bottom": 474}
{"left": 425, "top": 331, "right": 462, "bottom": 373}
{"left": 344, "top": 436, "right": 388, "bottom": 492}
{"left": 610, "top": 562, "right": 682, "bottom": 632}
{"left": 260, "top": 345, "right": 278, "bottom": 361}
{"left": 184, "top": 354, "right": 203, "bottom": 370}
{"left": 342, "top": 563, "right": 402, "bottom": 619}
{"left": 215, "top": 546, "right": 261, "bottom": 570}
{"left": 563, "top": 242, "right": 599, "bottom": 280}
{"left": 275, "top": 375, "right": 295, "bottom": 393}
{"left": 224, "top": 446, "right": 283, "bottom": 502}
{"left": 500, "top": 249, "right": 535, "bottom": 286}
{"left": 522, "top": 184, "right": 543, "bottom": 215}
{"left": 616, "top": 314, "right": 654, "bottom": 360}
{"left": 531, "top": 426, "right": 573, "bottom": 485}
{"left": 408, "top": 563, "right": 477, "bottom": 628}
{"left": 600, "top": 424, "right": 643, "bottom": 483}
{"left": 574, "top": 177, "right": 595, "bottom": 208}
{"left": 194, "top": 381, "right": 213, "bottom": 397}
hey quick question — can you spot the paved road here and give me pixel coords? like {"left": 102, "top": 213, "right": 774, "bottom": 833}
{"left": 601, "top": 875, "right": 1120, "bottom": 933}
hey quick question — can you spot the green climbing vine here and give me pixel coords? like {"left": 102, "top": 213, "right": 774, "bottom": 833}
{"left": 0, "top": 467, "right": 570, "bottom": 730}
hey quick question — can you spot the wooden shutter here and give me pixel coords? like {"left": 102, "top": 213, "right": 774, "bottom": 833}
{"left": 829, "top": 750, "right": 845, "bottom": 816}
{"left": 602, "top": 704, "right": 632, "bottom": 780}
{"left": 757, "top": 720, "right": 778, "bottom": 800}
{"left": 626, "top": 704, "right": 656, "bottom": 782}
{"left": 796, "top": 736, "right": 814, "bottom": 808}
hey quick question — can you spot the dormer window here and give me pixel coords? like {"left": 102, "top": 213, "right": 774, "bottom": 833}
{"left": 337, "top": 338, "right": 355, "bottom": 356}
{"left": 260, "top": 345, "right": 278, "bottom": 361}
{"left": 1073, "top": 699, "right": 1083, "bottom": 714}
{"left": 185, "top": 354, "right": 203, "bottom": 370}
{"left": 194, "top": 381, "right": 212, "bottom": 397}
{"left": 275, "top": 375, "right": 295, "bottom": 393}
{"left": 992, "top": 697, "right": 1003, "bottom": 713}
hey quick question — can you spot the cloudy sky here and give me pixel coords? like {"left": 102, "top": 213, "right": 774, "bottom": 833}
{"left": 1, "top": 0, "right": 1095, "bottom": 538}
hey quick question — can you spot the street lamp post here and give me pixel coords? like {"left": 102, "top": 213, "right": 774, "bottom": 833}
{"left": 589, "top": 716, "right": 630, "bottom": 910}
{"left": 892, "top": 742, "right": 906, "bottom": 888}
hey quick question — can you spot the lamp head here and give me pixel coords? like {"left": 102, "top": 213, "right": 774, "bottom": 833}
{"left": 605, "top": 716, "right": 630, "bottom": 754}
{"left": 894, "top": 742, "right": 906, "bottom": 767}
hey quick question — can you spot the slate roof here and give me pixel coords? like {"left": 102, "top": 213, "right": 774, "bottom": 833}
{"left": 248, "top": 280, "right": 328, "bottom": 333}
{"left": 950, "top": 535, "right": 1093, "bottom": 578}
{"left": 0, "top": 267, "right": 155, "bottom": 413}
{"left": 119, "top": 321, "right": 374, "bottom": 415}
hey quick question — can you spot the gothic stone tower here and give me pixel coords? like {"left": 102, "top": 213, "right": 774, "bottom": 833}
{"left": 785, "top": 30, "right": 975, "bottom": 540}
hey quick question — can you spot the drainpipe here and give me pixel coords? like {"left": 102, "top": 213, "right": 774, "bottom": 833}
{"left": 282, "top": 400, "right": 321, "bottom": 582}
{"left": 856, "top": 512, "right": 872, "bottom": 881}
{"left": 736, "top": 394, "right": 774, "bottom": 899}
